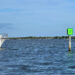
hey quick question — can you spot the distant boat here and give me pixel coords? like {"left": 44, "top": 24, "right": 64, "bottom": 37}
{"left": 0, "top": 34, "right": 8, "bottom": 47}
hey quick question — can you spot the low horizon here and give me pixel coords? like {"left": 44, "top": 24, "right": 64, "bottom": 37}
{"left": 8, "top": 35, "right": 74, "bottom": 38}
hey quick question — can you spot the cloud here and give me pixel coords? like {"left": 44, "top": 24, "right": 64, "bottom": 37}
{"left": 0, "top": 23, "right": 13, "bottom": 29}
{"left": 0, "top": 8, "right": 21, "bottom": 13}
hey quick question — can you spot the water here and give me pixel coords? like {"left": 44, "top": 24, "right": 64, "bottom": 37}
{"left": 0, "top": 39, "right": 75, "bottom": 75}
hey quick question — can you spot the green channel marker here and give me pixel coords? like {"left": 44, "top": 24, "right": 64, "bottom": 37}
{"left": 67, "top": 28, "right": 73, "bottom": 35}
{"left": 67, "top": 28, "right": 73, "bottom": 51}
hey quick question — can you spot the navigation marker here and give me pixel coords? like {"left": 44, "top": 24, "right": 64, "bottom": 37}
{"left": 67, "top": 28, "right": 73, "bottom": 51}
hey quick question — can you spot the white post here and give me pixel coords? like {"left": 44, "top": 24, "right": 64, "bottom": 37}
{"left": 69, "top": 36, "right": 71, "bottom": 51}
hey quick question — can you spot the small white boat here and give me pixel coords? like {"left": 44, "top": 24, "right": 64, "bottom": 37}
{"left": 0, "top": 34, "right": 8, "bottom": 47}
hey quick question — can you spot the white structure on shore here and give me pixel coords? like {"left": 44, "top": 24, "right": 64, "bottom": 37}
{"left": 0, "top": 34, "right": 8, "bottom": 47}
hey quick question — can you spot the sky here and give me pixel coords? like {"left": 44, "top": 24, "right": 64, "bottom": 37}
{"left": 0, "top": 0, "right": 75, "bottom": 37}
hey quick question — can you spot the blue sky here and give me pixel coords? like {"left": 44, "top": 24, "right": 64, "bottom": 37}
{"left": 0, "top": 0, "right": 75, "bottom": 37}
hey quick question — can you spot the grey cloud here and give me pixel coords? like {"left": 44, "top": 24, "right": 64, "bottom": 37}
{"left": 0, "top": 23, "right": 13, "bottom": 29}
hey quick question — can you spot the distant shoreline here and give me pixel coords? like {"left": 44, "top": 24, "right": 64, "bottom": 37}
{"left": 6, "top": 36, "right": 75, "bottom": 39}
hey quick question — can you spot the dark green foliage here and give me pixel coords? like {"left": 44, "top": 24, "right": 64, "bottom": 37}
{"left": 6, "top": 36, "right": 75, "bottom": 39}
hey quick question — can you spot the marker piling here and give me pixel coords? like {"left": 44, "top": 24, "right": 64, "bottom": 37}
{"left": 67, "top": 28, "right": 73, "bottom": 51}
{"left": 69, "top": 36, "right": 71, "bottom": 51}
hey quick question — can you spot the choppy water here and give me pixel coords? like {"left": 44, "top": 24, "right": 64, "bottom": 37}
{"left": 0, "top": 39, "right": 75, "bottom": 75}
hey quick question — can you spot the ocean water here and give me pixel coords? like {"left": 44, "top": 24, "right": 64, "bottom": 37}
{"left": 0, "top": 39, "right": 75, "bottom": 75}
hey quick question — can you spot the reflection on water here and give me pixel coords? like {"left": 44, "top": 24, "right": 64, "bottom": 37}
{"left": 0, "top": 39, "right": 75, "bottom": 75}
